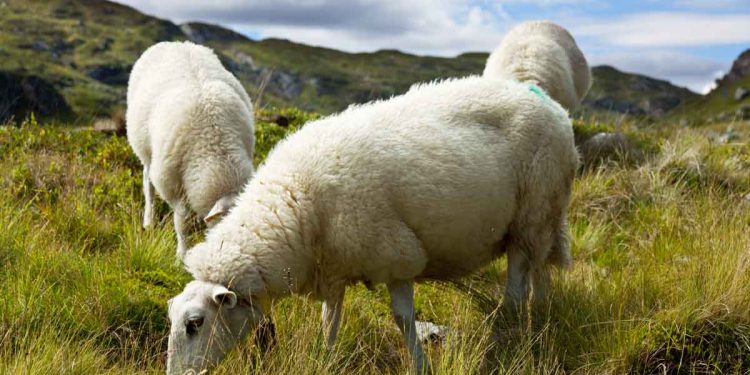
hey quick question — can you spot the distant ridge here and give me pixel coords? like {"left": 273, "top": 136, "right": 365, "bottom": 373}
{"left": 0, "top": 0, "right": 720, "bottom": 123}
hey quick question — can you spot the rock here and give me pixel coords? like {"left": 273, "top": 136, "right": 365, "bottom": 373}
{"left": 85, "top": 64, "right": 130, "bottom": 85}
{"left": 578, "top": 132, "right": 637, "bottom": 167}
{"left": 716, "top": 49, "right": 750, "bottom": 88}
{"left": 234, "top": 51, "right": 258, "bottom": 70}
{"left": 586, "top": 97, "right": 646, "bottom": 116}
{"left": 273, "top": 70, "right": 303, "bottom": 99}
{"left": 0, "top": 71, "right": 72, "bottom": 123}
{"left": 32, "top": 41, "right": 49, "bottom": 51}
{"left": 258, "top": 114, "right": 290, "bottom": 127}
{"left": 735, "top": 87, "right": 749, "bottom": 101}
{"left": 94, "top": 37, "right": 113, "bottom": 53}
{"left": 716, "top": 126, "right": 740, "bottom": 144}
{"left": 92, "top": 117, "right": 126, "bottom": 137}
{"left": 736, "top": 105, "right": 750, "bottom": 120}
{"left": 180, "top": 22, "right": 247, "bottom": 44}
{"left": 415, "top": 321, "right": 448, "bottom": 344}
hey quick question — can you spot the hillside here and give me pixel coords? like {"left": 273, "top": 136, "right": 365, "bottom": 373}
{"left": 583, "top": 65, "right": 700, "bottom": 117}
{"left": 0, "top": 0, "right": 705, "bottom": 124}
{"left": 671, "top": 49, "right": 750, "bottom": 125}
{"left": 0, "top": 0, "right": 183, "bottom": 122}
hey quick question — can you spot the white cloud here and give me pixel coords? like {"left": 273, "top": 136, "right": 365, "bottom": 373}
{"left": 116, "top": 0, "right": 513, "bottom": 56}
{"left": 574, "top": 12, "right": 750, "bottom": 46}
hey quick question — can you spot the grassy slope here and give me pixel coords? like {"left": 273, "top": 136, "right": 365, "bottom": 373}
{"left": 670, "top": 76, "right": 750, "bottom": 125}
{"left": 0, "top": 0, "right": 182, "bottom": 121}
{"left": 1, "top": 112, "right": 749, "bottom": 374}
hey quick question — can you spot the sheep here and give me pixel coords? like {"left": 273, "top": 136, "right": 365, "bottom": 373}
{"left": 484, "top": 20, "right": 591, "bottom": 112}
{"left": 126, "top": 41, "right": 255, "bottom": 259}
{"left": 166, "top": 22, "right": 591, "bottom": 374}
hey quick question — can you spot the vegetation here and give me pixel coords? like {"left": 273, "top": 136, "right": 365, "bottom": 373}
{"left": 1, "top": 109, "right": 748, "bottom": 374}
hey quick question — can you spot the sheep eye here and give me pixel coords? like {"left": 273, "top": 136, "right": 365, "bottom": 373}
{"left": 185, "top": 316, "right": 204, "bottom": 336}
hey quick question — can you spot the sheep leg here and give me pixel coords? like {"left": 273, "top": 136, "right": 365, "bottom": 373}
{"left": 388, "top": 280, "right": 429, "bottom": 374}
{"left": 531, "top": 266, "right": 551, "bottom": 307}
{"left": 173, "top": 204, "right": 189, "bottom": 260}
{"left": 504, "top": 247, "right": 531, "bottom": 316}
{"left": 142, "top": 165, "right": 155, "bottom": 229}
{"left": 321, "top": 288, "right": 345, "bottom": 348}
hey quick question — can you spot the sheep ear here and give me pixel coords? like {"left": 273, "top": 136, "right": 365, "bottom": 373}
{"left": 211, "top": 285, "right": 238, "bottom": 309}
{"left": 203, "top": 195, "right": 236, "bottom": 225}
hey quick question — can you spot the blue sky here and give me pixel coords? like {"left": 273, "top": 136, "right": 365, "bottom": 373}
{"left": 116, "top": 0, "right": 750, "bottom": 93}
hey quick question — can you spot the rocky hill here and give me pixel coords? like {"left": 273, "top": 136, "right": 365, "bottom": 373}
{"left": 0, "top": 0, "right": 713, "bottom": 124}
{"left": 671, "top": 49, "right": 750, "bottom": 124}
{"left": 583, "top": 65, "right": 700, "bottom": 118}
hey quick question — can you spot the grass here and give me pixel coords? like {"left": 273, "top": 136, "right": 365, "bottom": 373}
{"left": 0, "top": 111, "right": 749, "bottom": 374}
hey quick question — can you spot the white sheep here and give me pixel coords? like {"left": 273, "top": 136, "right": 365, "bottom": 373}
{"left": 126, "top": 41, "right": 255, "bottom": 259}
{"left": 484, "top": 20, "right": 591, "bottom": 112}
{"left": 166, "top": 22, "right": 590, "bottom": 374}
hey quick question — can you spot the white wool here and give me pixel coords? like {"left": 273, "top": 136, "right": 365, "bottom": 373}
{"left": 184, "top": 76, "right": 578, "bottom": 303}
{"left": 484, "top": 21, "right": 591, "bottom": 111}
{"left": 126, "top": 41, "right": 255, "bottom": 253}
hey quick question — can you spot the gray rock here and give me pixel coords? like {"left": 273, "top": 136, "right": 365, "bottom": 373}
{"left": 415, "top": 321, "right": 448, "bottom": 343}
{"left": 86, "top": 64, "right": 130, "bottom": 85}
{"left": 716, "top": 132, "right": 738, "bottom": 144}
{"left": 736, "top": 105, "right": 750, "bottom": 120}
{"left": 0, "top": 71, "right": 72, "bottom": 123}
{"left": 735, "top": 87, "right": 749, "bottom": 101}
{"left": 578, "top": 132, "right": 637, "bottom": 167}
{"left": 92, "top": 117, "right": 126, "bottom": 137}
{"left": 234, "top": 51, "right": 258, "bottom": 70}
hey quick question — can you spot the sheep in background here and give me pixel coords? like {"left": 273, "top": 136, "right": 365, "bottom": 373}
{"left": 127, "top": 41, "right": 255, "bottom": 260}
{"left": 484, "top": 20, "right": 592, "bottom": 112}
{"left": 166, "top": 23, "right": 591, "bottom": 374}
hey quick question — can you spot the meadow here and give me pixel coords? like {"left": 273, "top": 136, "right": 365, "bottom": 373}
{"left": 0, "top": 111, "right": 748, "bottom": 374}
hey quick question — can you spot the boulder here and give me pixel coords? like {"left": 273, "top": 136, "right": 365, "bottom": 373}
{"left": 0, "top": 71, "right": 72, "bottom": 123}
{"left": 578, "top": 132, "right": 638, "bottom": 167}
{"left": 92, "top": 116, "right": 126, "bottom": 137}
{"left": 415, "top": 320, "right": 448, "bottom": 344}
{"left": 735, "top": 87, "right": 749, "bottom": 101}
{"left": 86, "top": 64, "right": 130, "bottom": 85}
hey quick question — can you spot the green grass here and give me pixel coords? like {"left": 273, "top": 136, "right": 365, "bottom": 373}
{"left": 1, "top": 112, "right": 749, "bottom": 374}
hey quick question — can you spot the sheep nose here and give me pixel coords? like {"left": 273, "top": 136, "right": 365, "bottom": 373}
{"left": 185, "top": 316, "right": 204, "bottom": 335}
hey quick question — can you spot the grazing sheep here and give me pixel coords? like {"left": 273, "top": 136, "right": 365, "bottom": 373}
{"left": 167, "top": 75, "right": 581, "bottom": 374}
{"left": 484, "top": 20, "right": 591, "bottom": 112}
{"left": 126, "top": 41, "right": 255, "bottom": 259}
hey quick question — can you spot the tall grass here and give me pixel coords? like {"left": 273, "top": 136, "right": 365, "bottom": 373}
{"left": 0, "top": 114, "right": 748, "bottom": 374}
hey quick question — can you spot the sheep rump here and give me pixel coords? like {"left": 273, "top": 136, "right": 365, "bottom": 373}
{"left": 126, "top": 41, "right": 255, "bottom": 258}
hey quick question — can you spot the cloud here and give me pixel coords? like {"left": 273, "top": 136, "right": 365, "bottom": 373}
{"left": 574, "top": 12, "right": 750, "bottom": 47}
{"left": 673, "top": 0, "right": 750, "bottom": 10}
{"left": 116, "top": 0, "right": 513, "bottom": 56}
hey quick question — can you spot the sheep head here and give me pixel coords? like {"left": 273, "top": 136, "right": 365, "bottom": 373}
{"left": 484, "top": 20, "right": 591, "bottom": 111}
{"left": 166, "top": 280, "right": 265, "bottom": 375}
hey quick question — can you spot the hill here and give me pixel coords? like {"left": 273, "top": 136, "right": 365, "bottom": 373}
{"left": 670, "top": 49, "right": 750, "bottom": 125}
{"left": 0, "top": 0, "right": 704, "bottom": 124}
{"left": 583, "top": 65, "right": 700, "bottom": 118}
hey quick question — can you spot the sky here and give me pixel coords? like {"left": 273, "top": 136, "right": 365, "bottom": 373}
{"left": 114, "top": 0, "right": 750, "bottom": 94}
